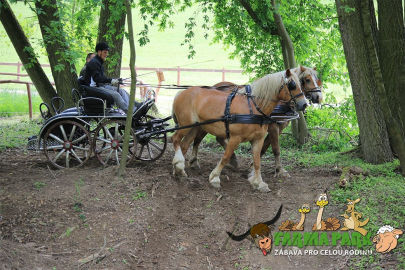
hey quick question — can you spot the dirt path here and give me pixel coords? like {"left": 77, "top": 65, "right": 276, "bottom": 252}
{"left": 0, "top": 146, "right": 356, "bottom": 269}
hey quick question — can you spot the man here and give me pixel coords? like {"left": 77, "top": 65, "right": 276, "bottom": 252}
{"left": 80, "top": 42, "right": 134, "bottom": 113}
{"left": 79, "top": 52, "right": 95, "bottom": 77}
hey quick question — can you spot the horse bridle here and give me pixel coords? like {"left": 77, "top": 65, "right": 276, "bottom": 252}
{"left": 281, "top": 76, "right": 304, "bottom": 105}
{"left": 246, "top": 76, "right": 304, "bottom": 118}
{"left": 300, "top": 76, "right": 322, "bottom": 101}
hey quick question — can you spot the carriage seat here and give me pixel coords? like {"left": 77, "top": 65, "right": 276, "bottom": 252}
{"left": 77, "top": 85, "right": 116, "bottom": 115}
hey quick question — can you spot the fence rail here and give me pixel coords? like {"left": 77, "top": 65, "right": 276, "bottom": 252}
{"left": 0, "top": 62, "right": 243, "bottom": 85}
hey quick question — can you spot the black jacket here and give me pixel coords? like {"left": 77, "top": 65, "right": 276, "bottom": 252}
{"left": 79, "top": 55, "right": 111, "bottom": 86}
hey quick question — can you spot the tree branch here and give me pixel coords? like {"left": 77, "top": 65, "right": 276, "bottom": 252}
{"left": 238, "top": 0, "right": 277, "bottom": 35}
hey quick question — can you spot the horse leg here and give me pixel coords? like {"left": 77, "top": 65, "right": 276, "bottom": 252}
{"left": 171, "top": 129, "right": 189, "bottom": 177}
{"left": 249, "top": 132, "right": 272, "bottom": 178}
{"left": 270, "top": 123, "right": 290, "bottom": 178}
{"left": 189, "top": 128, "right": 206, "bottom": 169}
{"left": 209, "top": 136, "right": 241, "bottom": 189}
{"left": 180, "top": 127, "right": 199, "bottom": 155}
{"left": 216, "top": 137, "right": 238, "bottom": 169}
{"left": 248, "top": 137, "right": 270, "bottom": 192}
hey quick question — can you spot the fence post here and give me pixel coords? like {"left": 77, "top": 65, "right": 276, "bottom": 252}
{"left": 222, "top": 67, "right": 225, "bottom": 82}
{"left": 177, "top": 66, "right": 180, "bottom": 86}
{"left": 26, "top": 83, "right": 32, "bottom": 120}
{"left": 17, "top": 61, "right": 21, "bottom": 81}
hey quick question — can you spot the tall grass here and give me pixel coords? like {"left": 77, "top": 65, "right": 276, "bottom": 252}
{"left": 0, "top": 90, "right": 42, "bottom": 116}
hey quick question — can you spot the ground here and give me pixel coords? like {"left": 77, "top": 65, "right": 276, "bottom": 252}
{"left": 0, "top": 146, "right": 376, "bottom": 270}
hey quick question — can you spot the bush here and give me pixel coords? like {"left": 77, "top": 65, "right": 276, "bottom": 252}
{"left": 280, "top": 94, "right": 359, "bottom": 152}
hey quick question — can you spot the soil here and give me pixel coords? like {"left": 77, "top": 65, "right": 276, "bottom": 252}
{"left": 0, "top": 146, "right": 373, "bottom": 270}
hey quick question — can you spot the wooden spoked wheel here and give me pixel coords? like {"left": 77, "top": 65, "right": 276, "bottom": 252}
{"left": 43, "top": 120, "right": 91, "bottom": 169}
{"left": 93, "top": 119, "right": 136, "bottom": 166}
{"left": 134, "top": 115, "right": 167, "bottom": 161}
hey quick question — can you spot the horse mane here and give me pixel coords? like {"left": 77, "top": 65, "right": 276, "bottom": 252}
{"left": 238, "top": 70, "right": 300, "bottom": 108}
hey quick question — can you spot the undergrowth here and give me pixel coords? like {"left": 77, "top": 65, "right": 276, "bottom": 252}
{"left": 0, "top": 116, "right": 41, "bottom": 150}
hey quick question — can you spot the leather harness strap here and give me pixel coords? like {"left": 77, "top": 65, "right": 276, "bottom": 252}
{"left": 224, "top": 86, "right": 238, "bottom": 139}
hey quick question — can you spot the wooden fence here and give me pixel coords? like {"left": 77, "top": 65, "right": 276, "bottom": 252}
{"left": 0, "top": 62, "right": 243, "bottom": 85}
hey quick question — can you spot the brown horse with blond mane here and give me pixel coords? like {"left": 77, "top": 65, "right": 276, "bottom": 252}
{"left": 188, "top": 66, "right": 322, "bottom": 178}
{"left": 171, "top": 69, "right": 308, "bottom": 192}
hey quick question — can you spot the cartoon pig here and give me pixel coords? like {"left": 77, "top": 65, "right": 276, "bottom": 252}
{"left": 373, "top": 225, "right": 403, "bottom": 254}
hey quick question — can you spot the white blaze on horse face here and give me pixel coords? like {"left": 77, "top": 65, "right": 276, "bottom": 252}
{"left": 311, "top": 74, "right": 319, "bottom": 88}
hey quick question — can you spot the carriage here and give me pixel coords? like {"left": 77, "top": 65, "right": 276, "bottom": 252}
{"left": 27, "top": 84, "right": 171, "bottom": 169}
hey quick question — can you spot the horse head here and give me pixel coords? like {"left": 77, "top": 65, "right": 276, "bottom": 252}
{"left": 278, "top": 69, "right": 308, "bottom": 111}
{"left": 297, "top": 66, "right": 323, "bottom": 104}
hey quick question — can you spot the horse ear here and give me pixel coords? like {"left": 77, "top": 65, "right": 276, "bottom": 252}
{"left": 286, "top": 69, "right": 291, "bottom": 77}
{"left": 313, "top": 67, "right": 317, "bottom": 71}
{"left": 300, "top": 66, "right": 306, "bottom": 72}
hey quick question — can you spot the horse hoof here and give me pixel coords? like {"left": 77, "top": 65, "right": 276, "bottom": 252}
{"left": 173, "top": 165, "right": 188, "bottom": 178}
{"left": 189, "top": 159, "right": 201, "bottom": 170}
{"left": 209, "top": 177, "right": 221, "bottom": 189}
{"left": 257, "top": 182, "right": 270, "bottom": 192}
{"left": 229, "top": 157, "right": 238, "bottom": 169}
{"left": 274, "top": 170, "right": 290, "bottom": 178}
{"left": 248, "top": 169, "right": 255, "bottom": 179}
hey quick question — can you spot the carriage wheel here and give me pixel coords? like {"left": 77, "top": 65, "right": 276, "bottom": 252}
{"left": 43, "top": 120, "right": 91, "bottom": 169}
{"left": 93, "top": 120, "right": 135, "bottom": 166}
{"left": 134, "top": 115, "right": 167, "bottom": 161}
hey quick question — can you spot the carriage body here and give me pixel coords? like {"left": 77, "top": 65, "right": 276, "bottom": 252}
{"left": 28, "top": 85, "right": 170, "bottom": 169}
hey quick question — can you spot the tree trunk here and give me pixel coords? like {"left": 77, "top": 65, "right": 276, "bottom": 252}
{"left": 0, "top": 0, "right": 57, "bottom": 107}
{"left": 271, "top": 0, "right": 309, "bottom": 145}
{"left": 376, "top": 0, "right": 405, "bottom": 138}
{"left": 118, "top": 0, "right": 137, "bottom": 176}
{"left": 97, "top": 0, "right": 126, "bottom": 78}
{"left": 35, "top": 0, "right": 78, "bottom": 108}
{"left": 361, "top": 0, "right": 405, "bottom": 174}
{"left": 335, "top": 0, "right": 393, "bottom": 163}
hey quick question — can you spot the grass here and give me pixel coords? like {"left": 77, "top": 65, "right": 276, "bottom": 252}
{"left": 33, "top": 181, "right": 46, "bottom": 190}
{"left": 0, "top": 90, "right": 43, "bottom": 116}
{"left": 132, "top": 190, "right": 147, "bottom": 200}
{"left": 0, "top": 116, "right": 41, "bottom": 150}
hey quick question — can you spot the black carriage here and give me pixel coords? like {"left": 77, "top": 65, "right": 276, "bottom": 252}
{"left": 28, "top": 85, "right": 171, "bottom": 169}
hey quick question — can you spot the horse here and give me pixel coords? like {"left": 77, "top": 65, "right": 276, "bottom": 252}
{"left": 188, "top": 66, "right": 322, "bottom": 178}
{"left": 171, "top": 68, "right": 308, "bottom": 192}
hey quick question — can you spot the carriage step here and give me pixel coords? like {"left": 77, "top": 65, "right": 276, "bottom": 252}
{"left": 27, "top": 136, "right": 42, "bottom": 151}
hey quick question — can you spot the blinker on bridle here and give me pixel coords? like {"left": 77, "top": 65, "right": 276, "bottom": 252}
{"left": 282, "top": 77, "right": 304, "bottom": 103}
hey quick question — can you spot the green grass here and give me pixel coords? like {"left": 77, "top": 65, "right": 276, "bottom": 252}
{"left": 0, "top": 90, "right": 43, "bottom": 116}
{"left": 0, "top": 116, "right": 41, "bottom": 150}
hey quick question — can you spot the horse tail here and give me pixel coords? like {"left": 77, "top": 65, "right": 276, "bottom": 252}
{"left": 171, "top": 91, "right": 183, "bottom": 125}
{"left": 226, "top": 228, "right": 251, "bottom": 242}
{"left": 264, "top": 205, "right": 283, "bottom": 226}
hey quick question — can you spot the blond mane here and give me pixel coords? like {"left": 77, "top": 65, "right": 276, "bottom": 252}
{"left": 238, "top": 70, "right": 300, "bottom": 108}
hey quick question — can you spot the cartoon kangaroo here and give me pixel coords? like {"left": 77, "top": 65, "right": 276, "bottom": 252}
{"left": 340, "top": 198, "right": 369, "bottom": 236}
{"left": 226, "top": 205, "right": 282, "bottom": 256}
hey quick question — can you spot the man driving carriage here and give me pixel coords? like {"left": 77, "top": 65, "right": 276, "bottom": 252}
{"left": 79, "top": 42, "right": 139, "bottom": 113}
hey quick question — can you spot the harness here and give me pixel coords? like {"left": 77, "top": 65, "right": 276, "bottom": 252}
{"left": 222, "top": 76, "right": 302, "bottom": 138}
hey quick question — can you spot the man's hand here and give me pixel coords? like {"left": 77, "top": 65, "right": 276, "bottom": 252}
{"left": 111, "top": 78, "right": 120, "bottom": 86}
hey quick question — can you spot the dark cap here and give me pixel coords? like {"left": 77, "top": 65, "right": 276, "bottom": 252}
{"left": 95, "top": 42, "right": 109, "bottom": 52}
